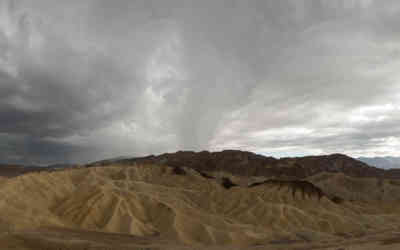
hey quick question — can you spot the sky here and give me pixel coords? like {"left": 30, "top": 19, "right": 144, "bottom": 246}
{"left": 0, "top": 0, "right": 400, "bottom": 165}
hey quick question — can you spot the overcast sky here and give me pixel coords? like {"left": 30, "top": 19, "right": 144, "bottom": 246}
{"left": 0, "top": 0, "right": 399, "bottom": 164}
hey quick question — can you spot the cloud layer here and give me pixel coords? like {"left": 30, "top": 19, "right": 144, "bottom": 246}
{"left": 0, "top": 0, "right": 399, "bottom": 164}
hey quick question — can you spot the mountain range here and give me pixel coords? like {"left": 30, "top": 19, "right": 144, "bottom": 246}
{"left": 1, "top": 151, "right": 400, "bottom": 249}
{"left": 89, "top": 150, "right": 400, "bottom": 179}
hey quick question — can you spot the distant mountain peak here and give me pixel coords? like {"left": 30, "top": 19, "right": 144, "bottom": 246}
{"left": 358, "top": 156, "right": 400, "bottom": 170}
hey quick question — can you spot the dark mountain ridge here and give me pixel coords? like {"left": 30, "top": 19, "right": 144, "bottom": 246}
{"left": 3, "top": 151, "right": 399, "bottom": 180}
{"left": 0, "top": 163, "right": 76, "bottom": 178}
{"left": 0, "top": 164, "right": 45, "bottom": 178}
{"left": 88, "top": 150, "right": 400, "bottom": 179}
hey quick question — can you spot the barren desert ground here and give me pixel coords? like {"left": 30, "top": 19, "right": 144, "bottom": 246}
{"left": 0, "top": 155, "right": 400, "bottom": 250}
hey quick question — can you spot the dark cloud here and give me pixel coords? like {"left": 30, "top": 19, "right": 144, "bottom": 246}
{"left": 0, "top": 0, "right": 399, "bottom": 164}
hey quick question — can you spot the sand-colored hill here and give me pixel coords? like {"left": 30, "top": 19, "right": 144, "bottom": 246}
{"left": 0, "top": 164, "right": 400, "bottom": 249}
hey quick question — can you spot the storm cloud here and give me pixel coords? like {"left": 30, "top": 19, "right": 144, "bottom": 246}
{"left": 0, "top": 0, "right": 399, "bottom": 164}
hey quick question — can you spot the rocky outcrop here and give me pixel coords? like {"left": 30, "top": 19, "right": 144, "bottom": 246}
{"left": 249, "top": 179, "right": 325, "bottom": 200}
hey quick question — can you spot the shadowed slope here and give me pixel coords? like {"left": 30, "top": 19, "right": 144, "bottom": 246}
{"left": 308, "top": 172, "right": 400, "bottom": 201}
{"left": 248, "top": 180, "right": 325, "bottom": 200}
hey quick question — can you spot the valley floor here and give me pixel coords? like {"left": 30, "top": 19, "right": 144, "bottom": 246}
{"left": 0, "top": 228, "right": 400, "bottom": 250}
